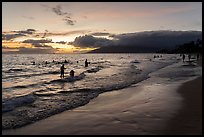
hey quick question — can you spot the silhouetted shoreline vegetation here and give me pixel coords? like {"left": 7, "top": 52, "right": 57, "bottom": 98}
{"left": 157, "top": 39, "right": 202, "bottom": 54}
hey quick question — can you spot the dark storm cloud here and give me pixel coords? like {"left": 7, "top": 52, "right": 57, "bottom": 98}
{"left": 13, "top": 29, "right": 36, "bottom": 35}
{"left": 71, "top": 35, "right": 113, "bottom": 48}
{"left": 56, "top": 41, "right": 67, "bottom": 44}
{"left": 22, "top": 39, "right": 53, "bottom": 48}
{"left": 32, "top": 43, "right": 53, "bottom": 48}
{"left": 22, "top": 39, "right": 52, "bottom": 44}
{"left": 2, "top": 29, "right": 37, "bottom": 40}
{"left": 111, "top": 30, "right": 202, "bottom": 49}
{"left": 71, "top": 30, "right": 202, "bottom": 49}
{"left": 27, "top": 29, "right": 36, "bottom": 32}
{"left": 2, "top": 33, "right": 26, "bottom": 40}
{"left": 18, "top": 37, "right": 56, "bottom": 53}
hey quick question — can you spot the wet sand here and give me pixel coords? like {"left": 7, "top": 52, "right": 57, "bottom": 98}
{"left": 164, "top": 77, "right": 202, "bottom": 135}
{"left": 2, "top": 83, "right": 182, "bottom": 135}
{"left": 2, "top": 60, "right": 202, "bottom": 135}
{"left": 164, "top": 59, "right": 202, "bottom": 135}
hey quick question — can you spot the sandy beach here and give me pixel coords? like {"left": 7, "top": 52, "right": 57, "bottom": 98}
{"left": 2, "top": 60, "right": 202, "bottom": 135}
{"left": 2, "top": 1, "right": 202, "bottom": 135}
{"left": 164, "top": 77, "right": 202, "bottom": 135}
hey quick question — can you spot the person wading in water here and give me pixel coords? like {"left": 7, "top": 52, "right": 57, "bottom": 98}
{"left": 60, "top": 64, "right": 66, "bottom": 78}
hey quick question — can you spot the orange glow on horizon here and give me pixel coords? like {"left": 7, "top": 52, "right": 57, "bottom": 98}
{"left": 2, "top": 40, "right": 96, "bottom": 54}
{"left": 2, "top": 41, "right": 33, "bottom": 48}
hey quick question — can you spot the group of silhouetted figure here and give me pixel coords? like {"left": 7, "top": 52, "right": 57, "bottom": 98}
{"left": 53, "top": 59, "right": 70, "bottom": 64}
{"left": 60, "top": 59, "right": 90, "bottom": 78}
{"left": 30, "top": 59, "right": 90, "bottom": 78}
{"left": 31, "top": 59, "right": 71, "bottom": 66}
{"left": 153, "top": 55, "right": 162, "bottom": 58}
{"left": 60, "top": 64, "right": 75, "bottom": 78}
{"left": 181, "top": 53, "right": 200, "bottom": 63}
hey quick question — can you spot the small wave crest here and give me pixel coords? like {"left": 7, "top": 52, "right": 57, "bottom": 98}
{"left": 58, "top": 88, "right": 94, "bottom": 93}
{"left": 130, "top": 60, "right": 140, "bottom": 64}
{"left": 4, "top": 68, "right": 25, "bottom": 73}
{"left": 8, "top": 68, "right": 23, "bottom": 71}
{"left": 3, "top": 71, "right": 59, "bottom": 79}
{"left": 50, "top": 72, "right": 86, "bottom": 83}
{"left": 2, "top": 94, "right": 36, "bottom": 113}
{"left": 5, "top": 82, "right": 42, "bottom": 90}
{"left": 91, "top": 60, "right": 111, "bottom": 64}
{"left": 33, "top": 92, "right": 59, "bottom": 97}
{"left": 85, "top": 66, "right": 103, "bottom": 73}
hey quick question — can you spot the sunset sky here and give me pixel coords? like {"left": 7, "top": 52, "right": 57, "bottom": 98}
{"left": 2, "top": 2, "right": 202, "bottom": 53}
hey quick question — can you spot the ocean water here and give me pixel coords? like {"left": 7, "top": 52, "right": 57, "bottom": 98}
{"left": 2, "top": 53, "right": 201, "bottom": 129}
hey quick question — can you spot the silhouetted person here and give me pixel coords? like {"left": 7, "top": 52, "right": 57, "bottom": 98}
{"left": 182, "top": 54, "right": 185, "bottom": 62}
{"left": 188, "top": 54, "right": 191, "bottom": 62}
{"left": 85, "top": 59, "right": 88, "bottom": 67}
{"left": 70, "top": 70, "right": 75, "bottom": 77}
{"left": 60, "top": 64, "right": 66, "bottom": 78}
{"left": 64, "top": 60, "right": 68, "bottom": 63}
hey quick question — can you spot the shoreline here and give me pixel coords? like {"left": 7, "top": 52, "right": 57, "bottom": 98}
{"left": 162, "top": 59, "right": 202, "bottom": 135}
{"left": 165, "top": 58, "right": 202, "bottom": 135}
{"left": 2, "top": 60, "right": 202, "bottom": 135}
{"left": 163, "top": 76, "right": 202, "bottom": 135}
{"left": 2, "top": 56, "right": 175, "bottom": 130}
{"left": 2, "top": 81, "right": 182, "bottom": 135}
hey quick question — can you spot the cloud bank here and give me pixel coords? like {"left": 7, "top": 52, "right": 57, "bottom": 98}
{"left": 3, "top": 38, "right": 58, "bottom": 54}
{"left": 2, "top": 29, "right": 37, "bottom": 40}
{"left": 22, "top": 39, "right": 52, "bottom": 44}
{"left": 13, "top": 29, "right": 36, "bottom": 35}
{"left": 70, "top": 35, "right": 113, "bottom": 48}
{"left": 22, "top": 38, "right": 54, "bottom": 48}
{"left": 71, "top": 30, "right": 202, "bottom": 50}
{"left": 2, "top": 33, "right": 26, "bottom": 40}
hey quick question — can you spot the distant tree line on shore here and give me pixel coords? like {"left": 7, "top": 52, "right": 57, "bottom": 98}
{"left": 157, "top": 39, "right": 202, "bottom": 54}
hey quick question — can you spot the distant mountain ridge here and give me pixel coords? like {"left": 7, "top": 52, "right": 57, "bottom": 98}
{"left": 87, "top": 30, "right": 202, "bottom": 53}
{"left": 88, "top": 46, "right": 159, "bottom": 53}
